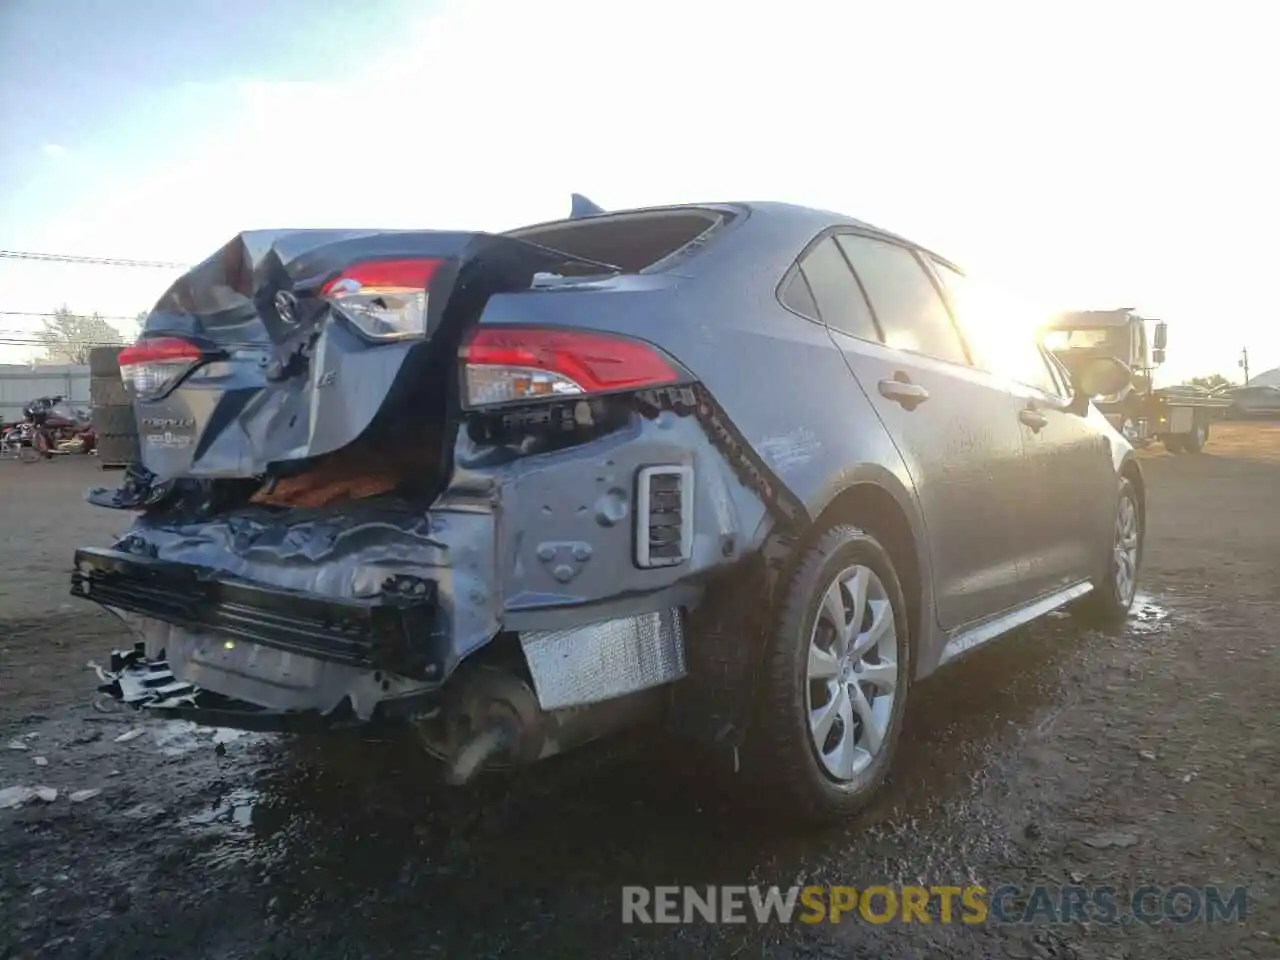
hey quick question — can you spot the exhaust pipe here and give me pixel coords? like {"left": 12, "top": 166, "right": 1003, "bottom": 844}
{"left": 418, "top": 663, "right": 668, "bottom": 785}
{"left": 444, "top": 721, "right": 516, "bottom": 785}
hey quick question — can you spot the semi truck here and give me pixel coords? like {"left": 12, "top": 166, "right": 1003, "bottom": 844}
{"left": 1040, "top": 308, "right": 1231, "bottom": 453}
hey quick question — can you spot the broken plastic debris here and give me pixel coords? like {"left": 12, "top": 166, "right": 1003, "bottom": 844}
{"left": 0, "top": 786, "right": 35, "bottom": 809}
{"left": 32, "top": 756, "right": 48, "bottom": 767}
{"left": 34, "top": 786, "right": 57, "bottom": 803}
{"left": 7, "top": 740, "right": 29, "bottom": 751}
{"left": 70, "top": 789, "right": 102, "bottom": 803}
{"left": 114, "top": 728, "right": 146, "bottom": 743}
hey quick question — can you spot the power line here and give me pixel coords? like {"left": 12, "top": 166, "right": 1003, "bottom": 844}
{"left": 0, "top": 250, "right": 188, "bottom": 269}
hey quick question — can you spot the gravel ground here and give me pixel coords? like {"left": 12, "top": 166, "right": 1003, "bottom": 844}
{"left": 1, "top": 426, "right": 1277, "bottom": 960}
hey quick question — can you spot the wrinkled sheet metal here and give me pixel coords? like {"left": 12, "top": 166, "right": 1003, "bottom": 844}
{"left": 136, "top": 229, "right": 617, "bottom": 479}
{"left": 87, "top": 413, "right": 769, "bottom": 703}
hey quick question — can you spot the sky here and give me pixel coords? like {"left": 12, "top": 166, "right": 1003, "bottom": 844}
{"left": 1, "top": 0, "right": 1277, "bottom": 384}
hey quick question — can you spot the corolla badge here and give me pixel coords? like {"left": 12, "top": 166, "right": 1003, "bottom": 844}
{"left": 274, "top": 290, "right": 300, "bottom": 325}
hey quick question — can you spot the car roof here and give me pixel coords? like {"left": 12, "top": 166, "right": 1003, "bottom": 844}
{"left": 509, "top": 199, "right": 961, "bottom": 273}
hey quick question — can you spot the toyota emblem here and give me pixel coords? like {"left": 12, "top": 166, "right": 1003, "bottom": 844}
{"left": 274, "top": 290, "right": 299, "bottom": 325}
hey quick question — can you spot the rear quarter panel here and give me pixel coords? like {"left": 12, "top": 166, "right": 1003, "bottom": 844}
{"left": 478, "top": 205, "right": 935, "bottom": 657}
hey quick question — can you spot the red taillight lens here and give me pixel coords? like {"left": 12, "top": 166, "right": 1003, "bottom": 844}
{"left": 321, "top": 257, "right": 443, "bottom": 341}
{"left": 117, "top": 337, "right": 206, "bottom": 400}
{"left": 459, "top": 327, "right": 681, "bottom": 407}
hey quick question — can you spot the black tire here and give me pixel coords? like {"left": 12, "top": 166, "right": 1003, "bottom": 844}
{"left": 744, "top": 525, "right": 912, "bottom": 822}
{"left": 90, "top": 377, "right": 130, "bottom": 407}
{"left": 1076, "top": 477, "right": 1142, "bottom": 625}
{"left": 1181, "top": 418, "right": 1208, "bottom": 454}
{"left": 1162, "top": 434, "right": 1185, "bottom": 454}
{"left": 96, "top": 432, "right": 140, "bottom": 465}
{"left": 92, "top": 404, "right": 137, "bottom": 436}
{"left": 88, "top": 346, "right": 123, "bottom": 378}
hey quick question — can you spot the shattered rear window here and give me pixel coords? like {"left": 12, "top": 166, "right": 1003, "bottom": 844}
{"left": 506, "top": 209, "right": 730, "bottom": 273}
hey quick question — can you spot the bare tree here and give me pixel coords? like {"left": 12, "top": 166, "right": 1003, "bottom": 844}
{"left": 37, "top": 306, "right": 127, "bottom": 364}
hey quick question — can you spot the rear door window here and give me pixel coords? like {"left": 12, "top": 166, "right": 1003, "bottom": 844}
{"left": 835, "top": 234, "right": 969, "bottom": 365}
{"left": 785, "top": 237, "right": 880, "bottom": 341}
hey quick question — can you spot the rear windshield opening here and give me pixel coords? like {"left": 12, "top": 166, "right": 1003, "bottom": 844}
{"left": 506, "top": 209, "right": 730, "bottom": 273}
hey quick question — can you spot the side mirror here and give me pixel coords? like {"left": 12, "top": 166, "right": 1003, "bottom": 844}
{"left": 1072, "top": 355, "right": 1133, "bottom": 401}
{"left": 1153, "top": 321, "right": 1168, "bottom": 350}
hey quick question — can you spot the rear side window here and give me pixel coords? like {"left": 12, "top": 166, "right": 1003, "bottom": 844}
{"left": 836, "top": 234, "right": 969, "bottom": 366}
{"left": 780, "top": 270, "right": 819, "bottom": 319}
{"left": 787, "top": 237, "right": 879, "bottom": 341}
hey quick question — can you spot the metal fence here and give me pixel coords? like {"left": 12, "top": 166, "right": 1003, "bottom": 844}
{"left": 0, "top": 363, "right": 90, "bottom": 420}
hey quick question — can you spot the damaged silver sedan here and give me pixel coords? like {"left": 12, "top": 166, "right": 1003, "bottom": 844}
{"left": 74, "top": 198, "right": 1145, "bottom": 822}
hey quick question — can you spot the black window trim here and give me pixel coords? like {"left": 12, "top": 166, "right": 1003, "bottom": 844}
{"left": 779, "top": 266, "right": 821, "bottom": 323}
{"left": 834, "top": 230, "right": 976, "bottom": 368}
{"left": 774, "top": 228, "right": 878, "bottom": 334}
{"left": 775, "top": 226, "right": 980, "bottom": 369}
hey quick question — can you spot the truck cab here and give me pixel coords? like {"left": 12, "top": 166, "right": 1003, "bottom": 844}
{"left": 1039, "top": 309, "right": 1222, "bottom": 453}
{"left": 1039, "top": 308, "right": 1163, "bottom": 398}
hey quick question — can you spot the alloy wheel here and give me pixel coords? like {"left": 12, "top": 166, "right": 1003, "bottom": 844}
{"left": 805, "top": 564, "right": 899, "bottom": 781}
{"left": 1114, "top": 492, "right": 1140, "bottom": 606}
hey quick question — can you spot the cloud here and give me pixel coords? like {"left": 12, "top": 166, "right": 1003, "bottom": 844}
{"left": 41, "top": 143, "right": 68, "bottom": 159}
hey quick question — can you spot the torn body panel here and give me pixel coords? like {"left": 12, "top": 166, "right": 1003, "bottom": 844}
{"left": 133, "top": 228, "right": 617, "bottom": 479}
{"left": 74, "top": 411, "right": 772, "bottom": 730}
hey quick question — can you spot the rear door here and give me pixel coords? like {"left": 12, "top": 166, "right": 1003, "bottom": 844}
{"left": 786, "top": 231, "right": 1028, "bottom": 629}
{"left": 925, "top": 260, "right": 1116, "bottom": 597}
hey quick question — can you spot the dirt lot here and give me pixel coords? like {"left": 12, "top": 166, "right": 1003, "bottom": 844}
{"left": 1, "top": 426, "right": 1277, "bottom": 960}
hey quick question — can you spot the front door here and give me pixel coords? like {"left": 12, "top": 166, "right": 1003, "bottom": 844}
{"left": 925, "top": 259, "right": 1116, "bottom": 598}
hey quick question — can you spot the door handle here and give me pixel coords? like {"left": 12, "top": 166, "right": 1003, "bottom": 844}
{"left": 878, "top": 375, "right": 929, "bottom": 410}
{"left": 1019, "top": 407, "right": 1049, "bottom": 432}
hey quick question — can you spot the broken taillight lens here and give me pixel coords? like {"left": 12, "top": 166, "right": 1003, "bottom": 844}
{"left": 117, "top": 337, "right": 206, "bottom": 400}
{"left": 459, "top": 326, "right": 682, "bottom": 408}
{"left": 321, "top": 257, "right": 443, "bottom": 341}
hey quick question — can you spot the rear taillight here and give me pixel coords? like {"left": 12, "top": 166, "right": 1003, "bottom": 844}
{"left": 321, "top": 257, "right": 443, "bottom": 341}
{"left": 117, "top": 337, "right": 206, "bottom": 400}
{"left": 459, "top": 327, "right": 682, "bottom": 408}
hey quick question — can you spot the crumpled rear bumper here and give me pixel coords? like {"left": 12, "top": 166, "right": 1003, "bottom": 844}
{"left": 72, "top": 547, "right": 445, "bottom": 679}
{"left": 73, "top": 406, "right": 784, "bottom": 744}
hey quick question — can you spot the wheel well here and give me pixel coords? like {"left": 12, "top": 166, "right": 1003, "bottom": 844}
{"left": 801, "top": 484, "right": 924, "bottom": 656}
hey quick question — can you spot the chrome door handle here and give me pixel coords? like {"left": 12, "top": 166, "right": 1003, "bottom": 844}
{"left": 878, "top": 377, "right": 929, "bottom": 410}
{"left": 1019, "top": 408, "right": 1049, "bottom": 432}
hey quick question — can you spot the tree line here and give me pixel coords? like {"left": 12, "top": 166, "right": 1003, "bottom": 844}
{"left": 34, "top": 306, "right": 147, "bottom": 365}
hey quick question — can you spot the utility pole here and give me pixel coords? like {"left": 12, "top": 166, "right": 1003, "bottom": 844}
{"left": 1239, "top": 346, "right": 1250, "bottom": 384}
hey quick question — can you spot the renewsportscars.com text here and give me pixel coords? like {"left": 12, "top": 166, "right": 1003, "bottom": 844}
{"left": 621, "top": 884, "right": 1248, "bottom": 926}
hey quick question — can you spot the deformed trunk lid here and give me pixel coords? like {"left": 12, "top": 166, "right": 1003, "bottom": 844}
{"left": 134, "top": 228, "right": 613, "bottom": 479}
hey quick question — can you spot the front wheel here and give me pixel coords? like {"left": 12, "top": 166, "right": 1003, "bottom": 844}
{"left": 1076, "top": 477, "right": 1142, "bottom": 625}
{"left": 745, "top": 525, "right": 912, "bottom": 822}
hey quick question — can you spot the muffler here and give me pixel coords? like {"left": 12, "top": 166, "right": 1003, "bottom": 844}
{"left": 418, "top": 662, "right": 667, "bottom": 785}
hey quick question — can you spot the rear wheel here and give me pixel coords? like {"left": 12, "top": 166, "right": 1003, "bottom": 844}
{"left": 1076, "top": 477, "right": 1142, "bottom": 625}
{"left": 745, "top": 525, "right": 911, "bottom": 822}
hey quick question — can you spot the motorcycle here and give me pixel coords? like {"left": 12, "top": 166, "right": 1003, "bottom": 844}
{"left": 1, "top": 396, "right": 96, "bottom": 461}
